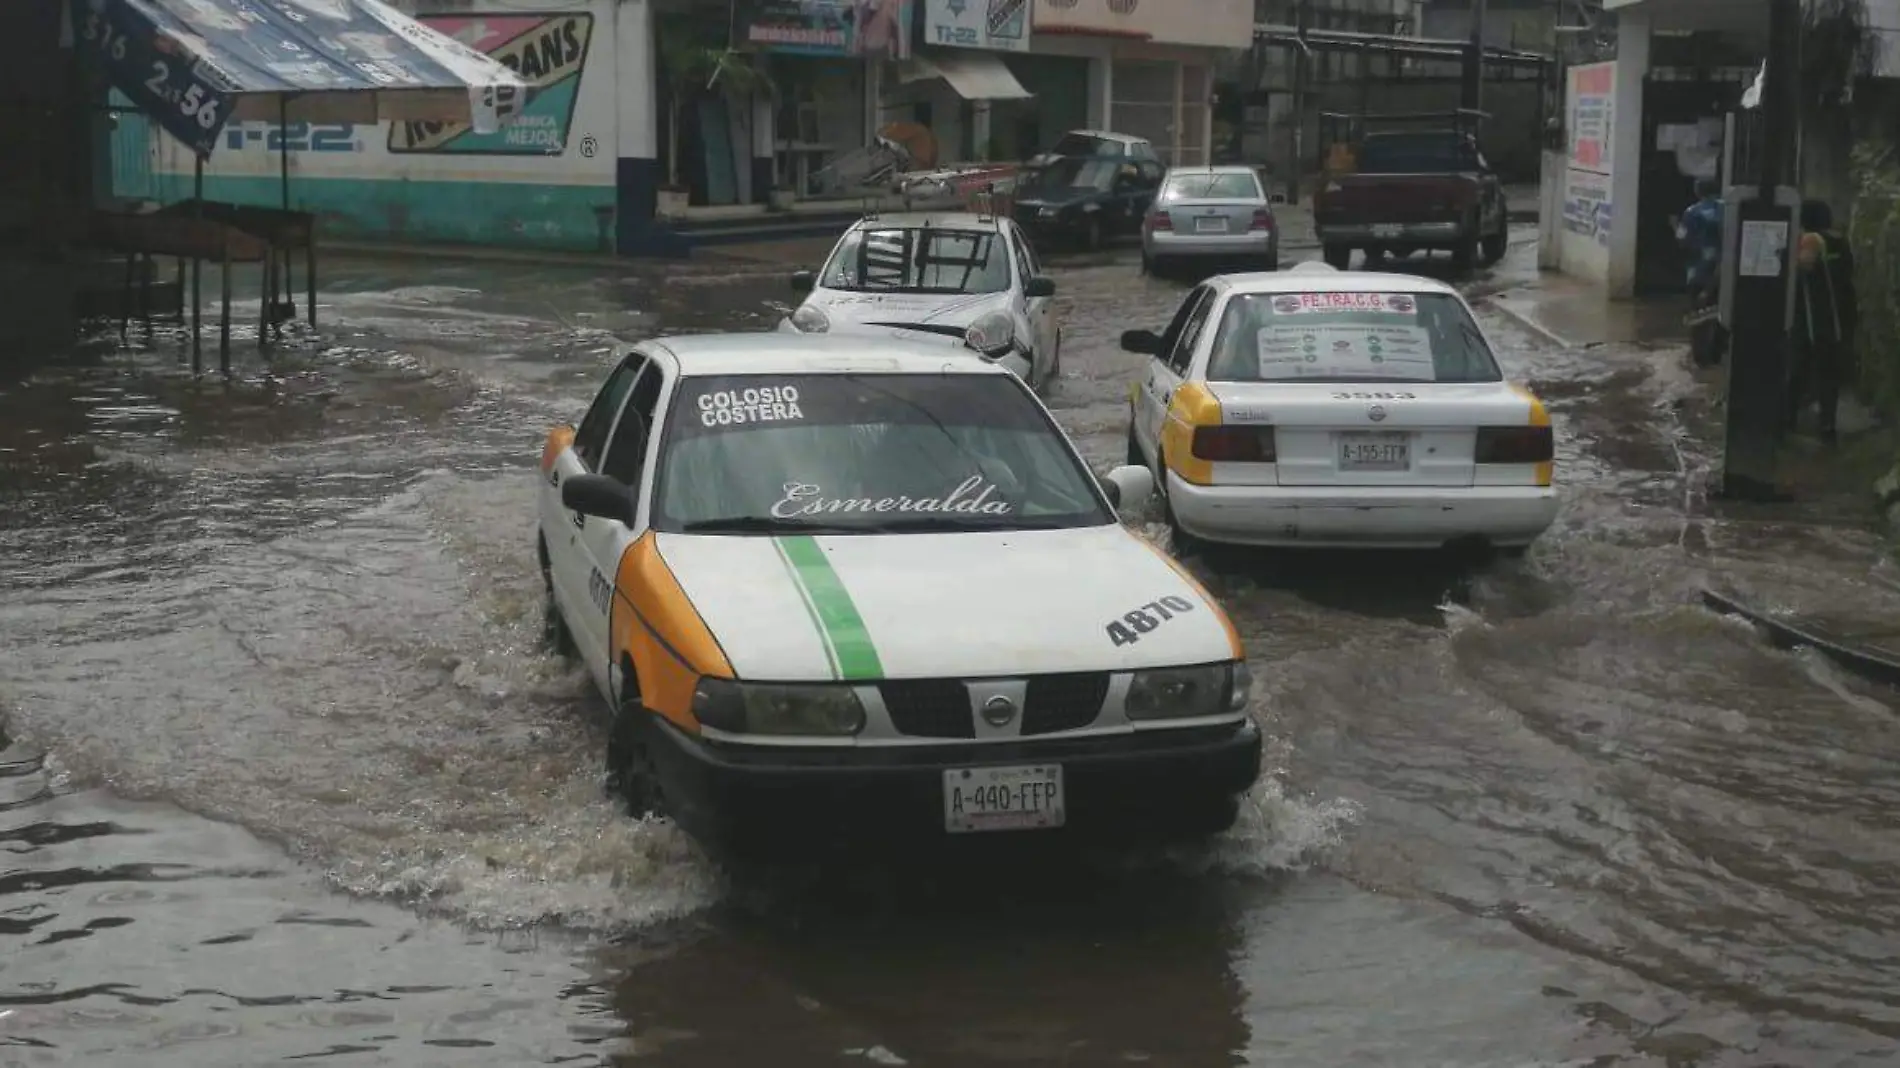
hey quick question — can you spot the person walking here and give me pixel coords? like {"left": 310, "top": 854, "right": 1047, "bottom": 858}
{"left": 1673, "top": 177, "right": 1725, "bottom": 366}
{"left": 1786, "top": 199, "right": 1859, "bottom": 445}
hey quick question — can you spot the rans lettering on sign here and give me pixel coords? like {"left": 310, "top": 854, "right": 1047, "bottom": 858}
{"left": 772, "top": 475, "right": 1014, "bottom": 519}
{"left": 388, "top": 14, "right": 594, "bottom": 155}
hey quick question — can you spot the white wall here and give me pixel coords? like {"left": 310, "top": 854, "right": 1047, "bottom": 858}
{"left": 1032, "top": 0, "right": 1253, "bottom": 49}
{"left": 150, "top": 0, "right": 633, "bottom": 250}
{"left": 1605, "top": 12, "right": 1648, "bottom": 298}
{"left": 1554, "top": 59, "right": 1616, "bottom": 283}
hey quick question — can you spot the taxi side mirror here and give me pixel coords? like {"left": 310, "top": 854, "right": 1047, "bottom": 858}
{"left": 562, "top": 473, "right": 635, "bottom": 525}
{"left": 790, "top": 270, "right": 816, "bottom": 293}
{"left": 1024, "top": 275, "right": 1057, "bottom": 298}
{"left": 1100, "top": 465, "right": 1155, "bottom": 510}
{"left": 1120, "top": 329, "right": 1163, "bottom": 354}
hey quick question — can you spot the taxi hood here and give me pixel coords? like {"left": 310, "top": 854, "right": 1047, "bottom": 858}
{"left": 809, "top": 289, "right": 1014, "bottom": 332}
{"left": 654, "top": 526, "right": 1238, "bottom": 681}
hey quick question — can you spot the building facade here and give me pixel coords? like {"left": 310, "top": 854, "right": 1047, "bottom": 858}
{"left": 122, "top": 0, "right": 1255, "bottom": 256}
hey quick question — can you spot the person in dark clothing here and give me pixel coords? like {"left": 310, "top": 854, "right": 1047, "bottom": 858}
{"left": 1786, "top": 199, "right": 1859, "bottom": 445}
{"left": 1674, "top": 177, "right": 1726, "bottom": 365}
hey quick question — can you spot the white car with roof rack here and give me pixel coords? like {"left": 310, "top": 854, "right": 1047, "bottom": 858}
{"left": 537, "top": 333, "right": 1262, "bottom": 856}
{"left": 782, "top": 210, "right": 1062, "bottom": 392}
{"left": 1122, "top": 262, "right": 1558, "bottom": 554}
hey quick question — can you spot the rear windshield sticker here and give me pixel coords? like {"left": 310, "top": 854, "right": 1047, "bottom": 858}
{"left": 1269, "top": 292, "right": 1417, "bottom": 316}
{"left": 1256, "top": 323, "right": 1436, "bottom": 381}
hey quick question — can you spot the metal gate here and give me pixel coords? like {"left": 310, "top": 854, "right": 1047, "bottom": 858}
{"left": 107, "top": 89, "right": 154, "bottom": 202}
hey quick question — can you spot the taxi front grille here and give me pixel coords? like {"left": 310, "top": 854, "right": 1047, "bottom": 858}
{"left": 879, "top": 680, "right": 974, "bottom": 738}
{"left": 878, "top": 674, "right": 1111, "bottom": 739}
{"left": 1021, "top": 673, "right": 1110, "bottom": 735}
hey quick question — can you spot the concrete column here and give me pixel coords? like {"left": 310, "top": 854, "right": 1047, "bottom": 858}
{"left": 1605, "top": 5, "right": 1649, "bottom": 299}
{"left": 863, "top": 58, "right": 883, "bottom": 145}
{"left": 1088, "top": 53, "right": 1112, "bottom": 129}
{"left": 972, "top": 100, "right": 992, "bottom": 160}
{"left": 612, "top": 0, "right": 664, "bottom": 254}
{"left": 752, "top": 93, "right": 777, "bottom": 203}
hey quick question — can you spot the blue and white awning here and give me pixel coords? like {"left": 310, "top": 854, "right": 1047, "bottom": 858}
{"left": 64, "top": 0, "right": 529, "bottom": 158}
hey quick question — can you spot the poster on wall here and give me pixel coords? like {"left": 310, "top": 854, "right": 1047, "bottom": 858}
{"left": 1561, "top": 168, "right": 1612, "bottom": 248}
{"left": 923, "top": 0, "right": 1031, "bottom": 52}
{"left": 740, "top": 0, "right": 912, "bottom": 60}
{"left": 1567, "top": 62, "right": 1614, "bottom": 175}
{"left": 388, "top": 13, "right": 594, "bottom": 155}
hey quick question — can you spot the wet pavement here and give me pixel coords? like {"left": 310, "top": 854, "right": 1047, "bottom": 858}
{"left": 5, "top": 233, "right": 1900, "bottom": 1066}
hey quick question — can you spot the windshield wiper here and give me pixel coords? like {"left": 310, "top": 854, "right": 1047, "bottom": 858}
{"left": 680, "top": 516, "right": 854, "bottom": 534}
{"left": 856, "top": 516, "right": 1073, "bottom": 534}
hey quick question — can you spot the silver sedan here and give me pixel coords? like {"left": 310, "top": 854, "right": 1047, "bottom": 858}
{"left": 1139, "top": 165, "right": 1281, "bottom": 278}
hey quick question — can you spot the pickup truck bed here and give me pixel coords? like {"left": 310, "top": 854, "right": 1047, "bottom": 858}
{"left": 1312, "top": 130, "right": 1509, "bottom": 272}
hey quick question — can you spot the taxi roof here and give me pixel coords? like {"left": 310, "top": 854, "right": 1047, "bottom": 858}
{"left": 641, "top": 332, "right": 1013, "bottom": 379}
{"left": 849, "top": 211, "right": 1002, "bottom": 231}
{"left": 1209, "top": 265, "right": 1461, "bottom": 298}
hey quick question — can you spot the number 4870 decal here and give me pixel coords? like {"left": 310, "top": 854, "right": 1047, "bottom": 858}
{"left": 1106, "top": 596, "right": 1196, "bottom": 647}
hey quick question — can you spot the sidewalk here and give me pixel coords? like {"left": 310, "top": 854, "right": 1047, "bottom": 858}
{"left": 1481, "top": 272, "right": 1694, "bottom": 349}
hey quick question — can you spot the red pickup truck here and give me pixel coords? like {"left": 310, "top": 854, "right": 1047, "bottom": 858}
{"left": 1311, "top": 111, "right": 1510, "bottom": 273}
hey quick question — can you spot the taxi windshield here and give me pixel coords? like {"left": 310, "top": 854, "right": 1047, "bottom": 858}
{"left": 1204, "top": 291, "right": 1503, "bottom": 384}
{"left": 654, "top": 373, "right": 1113, "bottom": 535}
{"left": 819, "top": 227, "right": 1011, "bottom": 294}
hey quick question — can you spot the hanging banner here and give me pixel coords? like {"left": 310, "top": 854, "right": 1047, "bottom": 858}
{"left": 924, "top": 0, "right": 1030, "bottom": 52}
{"left": 389, "top": 13, "right": 594, "bottom": 155}
{"left": 740, "top": 0, "right": 912, "bottom": 60}
{"left": 68, "top": 0, "right": 530, "bottom": 160}
{"left": 72, "top": 0, "right": 240, "bottom": 157}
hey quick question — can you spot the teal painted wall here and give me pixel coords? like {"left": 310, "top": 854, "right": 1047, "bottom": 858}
{"left": 147, "top": 171, "right": 618, "bottom": 251}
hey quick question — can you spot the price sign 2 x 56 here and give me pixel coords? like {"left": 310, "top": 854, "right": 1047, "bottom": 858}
{"left": 76, "top": 2, "right": 235, "bottom": 158}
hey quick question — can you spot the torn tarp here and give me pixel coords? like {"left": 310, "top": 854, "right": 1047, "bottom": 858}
{"left": 66, "top": 0, "right": 529, "bottom": 158}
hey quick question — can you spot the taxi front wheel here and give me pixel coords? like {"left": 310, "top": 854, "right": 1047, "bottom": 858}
{"left": 606, "top": 679, "right": 661, "bottom": 819}
{"left": 538, "top": 536, "right": 577, "bottom": 660}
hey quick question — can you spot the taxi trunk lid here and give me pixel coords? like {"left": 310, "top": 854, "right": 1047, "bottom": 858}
{"left": 1209, "top": 382, "right": 1522, "bottom": 488}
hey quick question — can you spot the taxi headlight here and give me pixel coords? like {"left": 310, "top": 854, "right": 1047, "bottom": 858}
{"left": 790, "top": 304, "right": 831, "bottom": 333}
{"left": 1124, "top": 662, "right": 1249, "bottom": 721}
{"left": 692, "top": 678, "right": 866, "bottom": 736}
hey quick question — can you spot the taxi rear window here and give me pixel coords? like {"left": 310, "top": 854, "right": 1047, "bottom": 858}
{"left": 1204, "top": 291, "right": 1502, "bottom": 384}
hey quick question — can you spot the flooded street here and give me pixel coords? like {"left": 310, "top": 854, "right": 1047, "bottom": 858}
{"left": 6, "top": 235, "right": 1900, "bottom": 1066}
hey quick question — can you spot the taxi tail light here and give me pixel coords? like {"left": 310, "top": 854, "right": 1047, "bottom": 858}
{"left": 1146, "top": 211, "right": 1173, "bottom": 231}
{"left": 1191, "top": 425, "right": 1276, "bottom": 463}
{"left": 1249, "top": 209, "right": 1273, "bottom": 232}
{"left": 1474, "top": 425, "right": 1553, "bottom": 464}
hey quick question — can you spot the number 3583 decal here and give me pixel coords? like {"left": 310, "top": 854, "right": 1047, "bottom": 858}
{"left": 1106, "top": 596, "right": 1196, "bottom": 647}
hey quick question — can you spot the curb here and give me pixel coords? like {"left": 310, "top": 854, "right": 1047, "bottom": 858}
{"left": 1700, "top": 587, "right": 1900, "bottom": 688}
{"left": 316, "top": 240, "right": 789, "bottom": 274}
{"left": 1480, "top": 295, "right": 1574, "bottom": 349}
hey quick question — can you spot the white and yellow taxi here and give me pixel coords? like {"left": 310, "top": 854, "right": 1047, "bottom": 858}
{"left": 1123, "top": 263, "right": 1558, "bottom": 554}
{"left": 536, "top": 332, "right": 1261, "bottom": 854}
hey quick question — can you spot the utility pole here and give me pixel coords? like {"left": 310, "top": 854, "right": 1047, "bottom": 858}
{"left": 1288, "top": 0, "right": 1311, "bottom": 205}
{"left": 1720, "top": 0, "right": 1802, "bottom": 500}
{"left": 1461, "top": 0, "right": 1488, "bottom": 110}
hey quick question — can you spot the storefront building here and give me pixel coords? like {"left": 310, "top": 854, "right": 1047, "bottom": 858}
{"left": 735, "top": 0, "right": 910, "bottom": 202}
{"left": 1025, "top": 0, "right": 1254, "bottom": 166}
{"left": 141, "top": 0, "right": 646, "bottom": 254}
{"left": 883, "top": 0, "right": 1037, "bottom": 163}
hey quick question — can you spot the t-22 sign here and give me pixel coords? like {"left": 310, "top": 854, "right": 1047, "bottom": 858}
{"left": 224, "top": 123, "right": 362, "bottom": 153}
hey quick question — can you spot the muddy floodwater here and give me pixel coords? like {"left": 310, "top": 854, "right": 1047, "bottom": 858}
{"left": 6, "top": 237, "right": 1900, "bottom": 1067}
